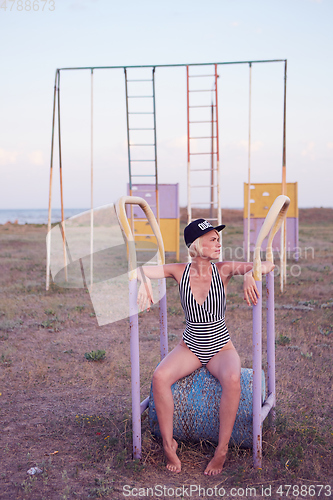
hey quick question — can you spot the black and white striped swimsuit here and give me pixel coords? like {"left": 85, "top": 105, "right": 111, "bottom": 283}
{"left": 179, "top": 262, "right": 231, "bottom": 365}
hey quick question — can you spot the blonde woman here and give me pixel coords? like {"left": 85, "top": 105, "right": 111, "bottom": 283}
{"left": 138, "top": 219, "right": 274, "bottom": 475}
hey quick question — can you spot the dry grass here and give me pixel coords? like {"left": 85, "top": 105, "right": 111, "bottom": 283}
{"left": 0, "top": 210, "right": 332, "bottom": 499}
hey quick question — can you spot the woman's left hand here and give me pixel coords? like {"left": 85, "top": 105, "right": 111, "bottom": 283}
{"left": 137, "top": 278, "right": 154, "bottom": 312}
{"left": 243, "top": 272, "right": 259, "bottom": 306}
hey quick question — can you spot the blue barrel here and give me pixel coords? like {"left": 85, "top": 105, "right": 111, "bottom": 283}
{"left": 148, "top": 367, "right": 265, "bottom": 448}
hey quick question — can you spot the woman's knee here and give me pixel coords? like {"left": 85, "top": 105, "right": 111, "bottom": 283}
{"left": 221, "top": 368, "right": 241, "bottom": 391}
{"left": 152, "top": 365, "right": 170, "bottom": 388}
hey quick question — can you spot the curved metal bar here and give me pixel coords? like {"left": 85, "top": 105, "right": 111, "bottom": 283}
{"left": 266, "top": 196, "right": 290, "bottom": 264}
{"left": 253, "top": 195, "right": 290, "bottom": 281}
{"left": 115, "top": 195, "right": 165, "bottom": 273}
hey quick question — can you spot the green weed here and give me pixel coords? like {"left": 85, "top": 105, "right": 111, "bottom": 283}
{"left": 276, "top": 334, "right": 291, "bottom": 346}
{"left": 84, "top": 350, "right": 106, "bottom": 361}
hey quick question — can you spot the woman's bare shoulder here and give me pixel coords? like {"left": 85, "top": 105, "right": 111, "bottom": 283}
{"left": 215, "top": 261, "right": 233, "bottom": 276}
{"left": 164, "top": 262, "right": 187, "bottom": 282}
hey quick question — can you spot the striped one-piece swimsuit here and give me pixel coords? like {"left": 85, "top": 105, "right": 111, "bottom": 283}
{"left": 179, "top": 262, "right": 231, "bottom": 365}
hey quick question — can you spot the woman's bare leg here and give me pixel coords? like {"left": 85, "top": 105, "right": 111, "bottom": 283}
{"left": 204, "top": 343, "right": 241, "bottom": 475}
{"left": 152, "top": 341, "right": 202, "bottom": 472}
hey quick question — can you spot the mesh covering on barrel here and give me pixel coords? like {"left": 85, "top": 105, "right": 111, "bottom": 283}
{"left": 148, "top": 367, "right": 265, "bottom": 448}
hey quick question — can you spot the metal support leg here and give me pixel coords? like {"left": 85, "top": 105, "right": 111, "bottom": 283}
{"left": 266, "top": 271, "right": 276, "bottom": 425}
{"left": 253, "top": 280, "right": 262, "bottom": 468}
{"left": 129, "top": 278, "right": 141, "bottom": 459}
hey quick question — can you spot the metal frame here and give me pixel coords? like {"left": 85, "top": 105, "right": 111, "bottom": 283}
{"left": 46, "top": 58, "right": 287, "bottom": 290}
{"left": 252, "top": 195, "right": 290, "bottom": 468}
{"left": 114, "top": 195, "right": 168, "bottom": 459}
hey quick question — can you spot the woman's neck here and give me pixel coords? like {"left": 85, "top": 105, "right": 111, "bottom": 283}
{"left": 190, "top": 257, "right": 212, "bottom": 277}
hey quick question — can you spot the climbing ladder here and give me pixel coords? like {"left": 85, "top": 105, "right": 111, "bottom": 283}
{"left": 187, "top": 64, "right": 221, "bottom": 231}
{"left": 124, "top": 67, "right": 159, "bottom": 254}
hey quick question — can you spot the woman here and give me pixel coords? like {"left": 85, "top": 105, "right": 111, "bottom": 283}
{"left": 137, "top": 218, "right": 274, "bottom": 475}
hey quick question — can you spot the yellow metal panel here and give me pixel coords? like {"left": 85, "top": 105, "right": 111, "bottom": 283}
{"left": 128, "top": 218, "right": 180, "bottom": 256}
{"left": 244, "top": 183, "right": 298, "bottom": 218}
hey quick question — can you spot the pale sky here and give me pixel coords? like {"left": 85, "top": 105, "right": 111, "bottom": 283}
{"left": 0, "top": 0, "right": 332, "bottom": 209}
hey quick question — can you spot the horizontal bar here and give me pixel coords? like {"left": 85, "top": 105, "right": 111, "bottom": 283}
{"left": 130, "top": 160, "right": 156, "bottom": 162}
{"left": 128, "top": 112, "right": 154, "bottom": 115}
{"left": 189, "top": 74, "right": 216, "bottom": 77}
{"left": 189, "top": 136, "right": 217, "bottom": 139}
{"left": 189, "top": 152, "right": 217, "bottom": 155}
{"left": 140, "top": 397, "right": 149, "bottom": 414}
{"left": 190, "top": 120, "right": 217, "bottom": 123}
{"left": 189, "top": 89, "right": 212, "bottom": 92}
{"left": 127, "top": 79, "right": 153, "bottom": 82}
{"left": 261, "top": 393, "right": 275, "bottom": 423}
{"left": 191, "top": 201, "right": 215, "bottom": 206}
{"left": 129, "top": 144, "right": 155, "bottom": 147}
{"left": 190, "top": 184, "right": 217, "bottom": 188}
{"left": 128, "top": 96, "right": 154, "bottom": 98}
{"left": 129, "top": 128, "right": 155, "bottom": 130}
{"left": 58, "top": 59, "right": 286, "bottom": 71}
{"left": 191, "top": 168, "right": 218, "bottom": 172}
{"left": 189, "top": 105, "right": 216, "bottom": 108}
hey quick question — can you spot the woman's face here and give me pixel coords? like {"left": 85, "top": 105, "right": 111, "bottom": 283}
{"left": 199, "top": 230, "right": 221, "bottom": 259}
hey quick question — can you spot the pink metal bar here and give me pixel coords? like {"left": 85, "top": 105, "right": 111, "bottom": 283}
{"left": 266, "top": 270, "right": 276, "bottom": 424}
{"left": 140, "top": 396, "right": 150, "bottom": 413}
{"left": 159, "top": 279, "right": 168, "bottom": 360}
{"left": 129, "top": 277, "right": 142, "bottom": 459}
{"left": 261, "top": 393, "right": 275, "bottom": 423}
{"left": 252, "top": 280, "right": 263, "bottom": 468}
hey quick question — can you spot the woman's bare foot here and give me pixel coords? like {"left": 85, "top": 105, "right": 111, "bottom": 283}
{"left": 204, "top": 445, "right": 228, "bottom": 476}
{"left": 164, "top": 439, "right": 181, "bottom": 473}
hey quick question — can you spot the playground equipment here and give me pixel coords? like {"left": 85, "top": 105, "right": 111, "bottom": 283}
{"left": 46, "top": 59, "right": 288, "bottom": 290}
{"left": 252, "top": 194, "right": 290, "bottom": 467}
{"left": 244, "top": 182, "right": 298, "bottom": 276}
{"left": 116, "top": 194, "right": 289, "bottom": 468}
{"left": 115, "top": 195, "right": 168, "bottom": 458}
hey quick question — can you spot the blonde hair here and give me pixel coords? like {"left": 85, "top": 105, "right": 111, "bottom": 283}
{"left": 188, "top": 236, "right": 204, "bottom": 258}
{"left": 188, "top": 230, "right": 219, "bottom": 258}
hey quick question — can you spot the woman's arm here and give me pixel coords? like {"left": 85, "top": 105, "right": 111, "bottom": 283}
{"left": 217, "top": 261, "right": 275, "bottom": 306}
{"left": 137, "top": 263, "right": 184, "bottom": 312}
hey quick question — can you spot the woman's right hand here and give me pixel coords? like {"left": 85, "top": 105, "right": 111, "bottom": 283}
{"left": 137, "top": 278, "right": 154, "bottom": 312}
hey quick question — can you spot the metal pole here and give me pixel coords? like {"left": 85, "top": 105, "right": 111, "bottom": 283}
{"left": 90, "top": 69, "right": 94, "bottom": 288}
{"left": 152, "top": 67, "right": 160, "bottom": 226}
{"left": 247, "top": 63, "right": 252, "bottom": 263}
{"left": 129, "top": 277, "right": 141, "bottom": 459}
{"left": 210, "top": 99, "right": 214, "bottom": 220}
{"left": 124, "top": 68, "right": 135, "bottom": 235}
{"left": 282, "top": 60, "right": 288, "bottom": 289}
{"left": 186, "top": 66, "right": 191, "bottom": 226}
{"left": 46, "top": 69, "right": 58, "bottom": 290}
{"left": 252, "top": 280, "right": 262, "bottom": 468}
{"left": 57, "top": 71, "right": 67, "bottom": 282}
{"left": 58, "top": 59, "right": 287, "bottom": 72}
{"left": 215, "top": 65, "right": 221, "bottom": 223}
{"left": 266, "top": 271, "right": 276, "bottom": 426}
{"left": 159, "top": 279, "right": 168, "bottom": 360}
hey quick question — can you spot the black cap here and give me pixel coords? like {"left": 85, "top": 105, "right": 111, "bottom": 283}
{"left": 184, "top": 219, "right": 226, "bottom": 247}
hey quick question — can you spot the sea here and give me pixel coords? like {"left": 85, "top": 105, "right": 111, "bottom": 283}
{"left": 0, "top": 209, "right": 88, "bottom": 225}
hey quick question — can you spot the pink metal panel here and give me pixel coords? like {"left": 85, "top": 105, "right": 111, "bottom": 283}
{"left": 126, "top": 184, "right": 179, "bottom": 219}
